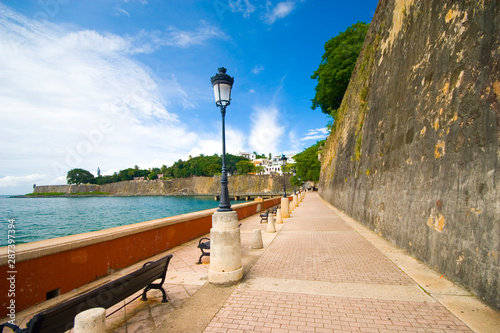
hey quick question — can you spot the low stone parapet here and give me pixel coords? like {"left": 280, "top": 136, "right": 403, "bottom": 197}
{"left": 0, "top": 197, "right": 281, "bottom": 317}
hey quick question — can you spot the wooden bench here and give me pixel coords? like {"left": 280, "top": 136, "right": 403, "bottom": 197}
{"left": 260, "top": 210, "right": 270, "bottom": 223}
{"left": 272, "top": 205, "right": 280, "bottom": 216}
{"left": 0, "top": 254, "right": 173, "bottom": 333}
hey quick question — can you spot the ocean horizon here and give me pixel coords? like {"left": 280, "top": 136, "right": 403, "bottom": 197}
{"left": 0, "top": 195, "right": 246, "bottom": 247}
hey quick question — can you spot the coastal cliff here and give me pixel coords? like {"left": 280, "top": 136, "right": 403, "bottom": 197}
{"left": 33, "top": 174, "right": 293, "bottom": 196}
{"left": 319, "top": 0, "right": 499, "bottom": 308}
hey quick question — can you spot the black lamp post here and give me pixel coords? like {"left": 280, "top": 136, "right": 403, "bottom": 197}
{"left": 280, "top": 154, "right": 287, "bottom": 198}
{"left": 292, "top": 169, "right": 297, "bottom": 194}
{"left": 211, "top": 67, "right": 234, "bottom": 212}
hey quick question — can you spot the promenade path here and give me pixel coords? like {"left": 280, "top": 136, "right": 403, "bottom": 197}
{"left": 6, "top": 192, "right": 500, "bottom": 332}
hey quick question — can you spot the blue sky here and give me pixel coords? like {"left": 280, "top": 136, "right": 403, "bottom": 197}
{"left": 0, "top": 0, "right": 378, "bottom": 194}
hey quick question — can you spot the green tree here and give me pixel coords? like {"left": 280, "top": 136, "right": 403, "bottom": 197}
{"left": 254, "top": 152, "right": 266, "bottom": 159}
{"left": 206, "top": 163, "right": 221, "bottom": 176}
{"left": 311, "top": 22, "right": 369, "bottom": 118}
{"left": 290, "top": 175, "right": 302, "bottom": 189}
{"left": 293, "top": 140, "right": 325, "bottom": 183}
{"left": 236, "top": 160, "right": 256, "bottom": 175}
{"left": 226, "top": 154, "right": 249, "bottom": 175}
{"left": 67, "top": 168, "right": 95, "bottom": 185}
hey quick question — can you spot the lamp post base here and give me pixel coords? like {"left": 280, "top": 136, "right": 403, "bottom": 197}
{"left": 208, "top": 211, "right": 243, "bottom": 285}
{"left": 209, "top": 267, "right": 244, "bottom": 285}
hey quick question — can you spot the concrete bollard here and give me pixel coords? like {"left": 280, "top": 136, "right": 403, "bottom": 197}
{"left": 267, "top": 212, "right": 276, "bottom": 233}
{"left": 293, "top": 194, "right": 298, "bottom": 207}
{"left": 251, "top": 229, "right": 263, "bottom": 249}
{"left": 276, "top": 206, "right": 283, "bottom": 224}
{"left": 281, "top": 197, "right": 290, "bottom": 218}
{"left": 209, "top": 211, "right": 243, "bottom": 285}
{"left": 74, "top": 308, "right": 106, "bottom": 333}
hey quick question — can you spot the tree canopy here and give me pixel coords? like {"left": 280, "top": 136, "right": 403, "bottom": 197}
{"left": 236, "top": 160, "right": 256, "bottom": 175}
{"left": 67, "top": 168, "right": 95, "bottom": 185}
{"left": 67, "top": 154, "right": 253, "bottom": 186}
{"left": 311, "top": 22, "right": 369, "bottom": 118}
{"left": 293, "top": 140, "right": 325, "bottom": 183}
{"left": 163, "top": 154, "right": 250, "bottom": 178}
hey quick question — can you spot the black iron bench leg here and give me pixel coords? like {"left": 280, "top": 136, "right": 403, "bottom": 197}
{"left": 141, "top": 284, "right": 169, "bottom": 303}
{"left": 0, "top": 322, "right": 21, "bottom": 333}
{"left": 197, "top": 252, "right": 209, "bottom": 265}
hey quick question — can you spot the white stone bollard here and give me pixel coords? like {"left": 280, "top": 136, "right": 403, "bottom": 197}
{"left": 276, "top": 206, "right": 283, "bottom": 224}
{"left": 209, "top": 211, "right": 243, "bottom": 285}
{"left": 281, "top": 197, "right": 290, "bottom": 218}
{"left": 251, "top": 229, "right": 263, "bottom": 249}
{"left": 74, "top": 308, "right": 106, "bottom": 333}
{"left": 267, "top": 212, "right": 276, "bottom": 233}
{"left": 293, "top": 194, "right": 298, "bottom": 207}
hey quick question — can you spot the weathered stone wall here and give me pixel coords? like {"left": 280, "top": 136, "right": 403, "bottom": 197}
{"left": 33, "top": 174, "right": 292, "bottom": 196}
{"left": 319, "top": 0, "right": 499, "bottom": 308}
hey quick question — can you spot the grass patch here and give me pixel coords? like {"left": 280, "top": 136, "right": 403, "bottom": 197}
{"left": 26, "top": 192, "right": 66, "bottom": 196}
{"left": 26, "top": 192, "right": 109, "bottom": 196}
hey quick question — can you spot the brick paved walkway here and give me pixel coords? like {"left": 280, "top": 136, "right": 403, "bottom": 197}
{"left": 207, "top": 289, "right": 470, "bottom": 332}
{"left": 6, "top": 192, "right": 498, "bottom": 332}
{"left": 203, "top": 193, "right": 475, "bottom": 333}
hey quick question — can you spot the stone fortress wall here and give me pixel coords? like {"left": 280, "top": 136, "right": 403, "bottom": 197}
{"left": 319, "top": 0, "right": 499, "bottom": 309}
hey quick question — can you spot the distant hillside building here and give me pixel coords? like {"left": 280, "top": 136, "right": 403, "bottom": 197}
{"left": 237, "top": 153, "right": 295, "bottom": 175}
{"left": 238, "top": 152, "right": 256, "bottom": 161}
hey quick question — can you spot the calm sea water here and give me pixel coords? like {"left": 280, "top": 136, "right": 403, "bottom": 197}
{"left": 0, "top": 195, "right": 245, "bottom": 247}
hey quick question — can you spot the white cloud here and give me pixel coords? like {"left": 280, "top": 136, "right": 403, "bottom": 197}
{"left": 187, "top": 125, "right": 246, "bottom": 158}
{"left": 249, "top": 106, "right": 284, "bottom": 154}
{"left": 50, "top": 176, "right": 67, "bottom": 185}
{"left": 229, "top": 0, "right": 299, "bottom": 25}
{"left": 114, "top": 0, "right": 148, "bottom": 17}
{"left": 251, "top": 64, "right": 265, "bottom": 75}
{"left": 288, "top": 130, "right": 301, "bottom": 152}
{"left": 229, "top": 0, "right": 256, "bottom": 17}
{"left": 0, "top": 4, "right": 212, "bottom": 194}
{"left": 126, "top": 23, "right": 227, "bottom": 53}
{"left": 0, "top": 174, "right": 47, "bottom": 188}
{"left": 162, "top": 74, "right": 199, "bottom": 110}
{"left": 264, "top": 1, "right": 296, "bottom": 25}
{"left": 301, "top": 127, "right": 329, "bottom": 141}
{"left": 114, "top": 7, "right": 131, "bottom": 17}
{"left": 156, "top": 23, "right": 227, "bottom": 48}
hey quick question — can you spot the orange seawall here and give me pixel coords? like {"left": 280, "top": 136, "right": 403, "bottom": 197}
{"left": 0, "top": 197, "right": 281, "bottom": 317}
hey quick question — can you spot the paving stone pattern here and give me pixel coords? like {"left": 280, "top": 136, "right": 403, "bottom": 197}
{"left": 204, "top": 194, "right": 473, "bottom": 332}
{"left": 204, "top": 288, "right": 472, "bottom": 333}
{"left": 248, "top": 211, "right": 415, "bottom": 285}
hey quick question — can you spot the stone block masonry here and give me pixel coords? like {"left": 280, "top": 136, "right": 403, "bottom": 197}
{"left": 32, "top": 174, "right": 292, "bottom": 197}
{"left": 319, "top": 0, "right": 499, "bottom": 309}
